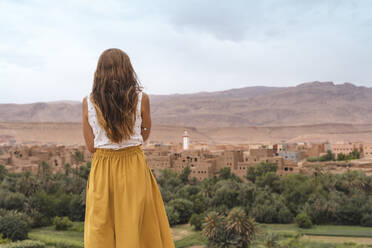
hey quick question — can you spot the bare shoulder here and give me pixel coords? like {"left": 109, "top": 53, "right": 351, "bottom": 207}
{"left": 142, "top": 92, "right": 149, "bottom": 102}
{"left": 82, "top": 96, "right": 88, "bottom": 115}
{"left": 141, "top": 92, "right": 150, "bottom": 115}
{"left": 141, "top": 92, "right": 150, "bottom": 106}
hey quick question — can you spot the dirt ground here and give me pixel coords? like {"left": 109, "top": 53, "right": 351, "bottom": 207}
{"left": 2, "top": 122, "right": 372, "bottom": 146}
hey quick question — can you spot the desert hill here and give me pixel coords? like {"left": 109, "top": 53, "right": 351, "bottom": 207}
{"left": 1, "top": 81, "right": 372, "bottom": 127}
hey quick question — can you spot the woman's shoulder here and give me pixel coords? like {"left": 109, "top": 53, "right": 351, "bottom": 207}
{"left": 82, "top": 92, "right": 92, "bottom": 102}
{"left": 141, "top": 91, "right": 149, "bottom": 101}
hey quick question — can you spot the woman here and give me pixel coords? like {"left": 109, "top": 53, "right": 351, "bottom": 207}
{"left": 82, "top": 48, "right": 175, "bottom": 248}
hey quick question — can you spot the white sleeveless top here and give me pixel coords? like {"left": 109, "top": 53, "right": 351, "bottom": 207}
{"left": 86, "top": 91, "right": 143, "bottom": 149}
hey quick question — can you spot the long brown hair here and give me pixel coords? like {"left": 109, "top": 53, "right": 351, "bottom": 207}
{"left": 90, "top": 48, "right": 142, "bottom": 143}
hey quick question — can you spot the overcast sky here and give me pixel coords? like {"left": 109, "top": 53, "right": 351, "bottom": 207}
{"left": 1, "top": 0, "right": 371, "bottom": 103}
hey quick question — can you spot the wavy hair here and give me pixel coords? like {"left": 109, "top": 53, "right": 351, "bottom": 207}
{"left": 90, "top": 48, "right": 142, "bottom": 143}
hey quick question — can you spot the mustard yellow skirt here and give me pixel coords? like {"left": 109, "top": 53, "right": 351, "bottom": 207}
{"left": 84, "top": 145, "right": 175, "bottom": 248}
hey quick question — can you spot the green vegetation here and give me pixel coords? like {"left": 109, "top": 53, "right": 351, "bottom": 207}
{"left": 0, "top": 215, "right": 30, "bottom": 241}
{"left": 259, "top": 224, "right": 372, "bottom": 238}
{"left": 174, "top": 232, "right": 207, "bottom": 248}
{"left": 296, "top": 213, "right": 313, "bottom": 229}
{"left": 29, "top": 225, "right": 83, "bottom": 248}
{"left": 189, "top": 213, "right": 205, "bottom": 231}
{"left": 202, "top": 207, "right": 258, "bottom": 248}
{"left": 1, "top": 240, "right": 45, "bottom": 248}
{"left": 307, "top": 150, "right": 335, "bottom": 162}
{"left": 9, "top": 221, "right": 372, "bottom": 248}
{"left": 307, "top": 149, "right": 361, "bottom": 162}
{"left": 1, "top": 158, "right": 372, "bottom": 247}
{"left": 52, "top": 217, "right": 73, "bottom": 231}
{"left": 0, "top": 233, "right": 11, "bottom": 244}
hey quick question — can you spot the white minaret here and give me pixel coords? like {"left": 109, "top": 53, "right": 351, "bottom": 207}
{"left": 182, "top": 130, "right": 189, "bottom": 150}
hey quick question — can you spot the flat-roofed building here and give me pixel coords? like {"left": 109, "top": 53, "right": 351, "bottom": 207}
{"left": 278, "top": 151, "right": 302, "bottom": 162}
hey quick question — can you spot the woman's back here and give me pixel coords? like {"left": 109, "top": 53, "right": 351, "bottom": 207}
{"left": 83, "top": 48, "right": 175, "bottom": 248}
{"left": 86, "top": 90, "right": 143, "bottom": 149}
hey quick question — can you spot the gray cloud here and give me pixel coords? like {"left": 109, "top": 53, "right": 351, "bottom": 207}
{"left": 150, "top": 0, "right": 368, "bottom": 41}
{"left": 0, "top": 0, "right": 371, "bottom": 103}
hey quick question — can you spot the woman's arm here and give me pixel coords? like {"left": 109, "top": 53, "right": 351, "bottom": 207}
{"left": 82, "top": 96, "right": 96, "bottom": 153}
{"left": 141, "top": 92, "right": 152, "bottom": 142}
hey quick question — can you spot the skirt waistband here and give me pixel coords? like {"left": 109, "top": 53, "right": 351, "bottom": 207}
{"left": 94, "top": 145, "right": 143, "bottom": 158}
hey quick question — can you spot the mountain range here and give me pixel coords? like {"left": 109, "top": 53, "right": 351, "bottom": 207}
{"left": 1, "top": 81, "right": 372, "bottom": 128}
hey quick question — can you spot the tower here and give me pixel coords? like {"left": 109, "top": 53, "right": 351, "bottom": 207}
{"left": 182, "top": 130, "right": 189, "bottom": 150}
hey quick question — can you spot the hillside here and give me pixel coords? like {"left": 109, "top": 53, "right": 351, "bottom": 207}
{"left": 1, "top": 81, "right": 372, "bottom": 127}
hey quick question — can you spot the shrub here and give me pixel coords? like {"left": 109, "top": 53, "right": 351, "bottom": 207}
{"left": 0, "top": 215, "right": 30, "bottom": 241}
{"left": 0, "top": 233, "right": 11, "bottom": 244}
{"left": 0, "top": 209, "right": 33, "bottom": 228}
{"left": 164, "top": 205, "right": 179, "bottom": 226}
{"left": 189, "top": 213, "right": 205, "bottom": 231}
{"left": 168, "top": 198, "right": 193, "bottom": 224}
{"left": 295, "top": 212, "right": 312, "bottom": 229}
{"left": 306, "top": 157, "right": 319, "bottom": 162}
{"left": 29, "top": 191, "right": 57, "bottom": 219}
{"left": 361, "top": 213, "right": 372, "bottom": 227}
{"left": 52, "top": 216, "right": 73, "bottom": 230}
{"left": 251, "top": 191, "right": 293, "bottom": 224}
{"left": 27, "top": 209, "right": 50, "bottom": 228}
{"left": 68, "top": 194, "right": 85, "bottom": 221}
{"left": 0, "top": 192, "right": 26, "bottom": 211}
{"left": 1, "top": 240, "right": 45, "bottom": 248}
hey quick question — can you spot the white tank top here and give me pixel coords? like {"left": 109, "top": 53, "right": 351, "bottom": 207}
{"left": 86, "top": 91, "right": 143, "bottom": 149}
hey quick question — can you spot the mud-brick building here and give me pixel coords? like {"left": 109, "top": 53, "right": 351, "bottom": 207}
{"left": 216, "top": 150, "right": 244, "bottom": 172}
{"left": 172, "top": 149, "right": 218, "bottom": 181}
{"left": 330, "top": 142, "right": 363, "bottom": 156}
{"left": 234, "top": 153, "right": 302, "bottom": 181}
{"left": 248, "top": 148, "right": 275, "bottom": 161}
{"left": 306, "top": 143, "right": 327, "bottom": 157}
{"left": 143, "top": 145, "right": 173, "bottom": 176}
{"left": 0, "top": 145, "right": 92, "bottom": 173}
{"left": 146, "top": 154, "right": 172, "bottom": 177}
{"left": 362, "top": 143, "right": 372, "bottom": 158}
{"left": 277, "top": 159, "right": 300, "bottom": 176}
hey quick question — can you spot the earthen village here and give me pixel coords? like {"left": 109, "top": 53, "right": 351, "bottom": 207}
{"left": 1, "top": 131, "right": 372, "bottom": 181}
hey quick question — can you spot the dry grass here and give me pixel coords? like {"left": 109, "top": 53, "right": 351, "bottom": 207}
{"left": 301, "top": 235, "right": 372, "bottom": 245}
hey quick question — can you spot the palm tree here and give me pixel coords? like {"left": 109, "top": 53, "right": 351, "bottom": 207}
{"left": 202, "top": 211, "right": 224, "bottom": 241}
{"left": 202, "top": 208, "right": 258, "bottom": 248}
{"left": 17, "top": 171, "right": 40, "bottom": 197}
{"left": 225, "top": 207, "right": 257, "bottom": 247}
